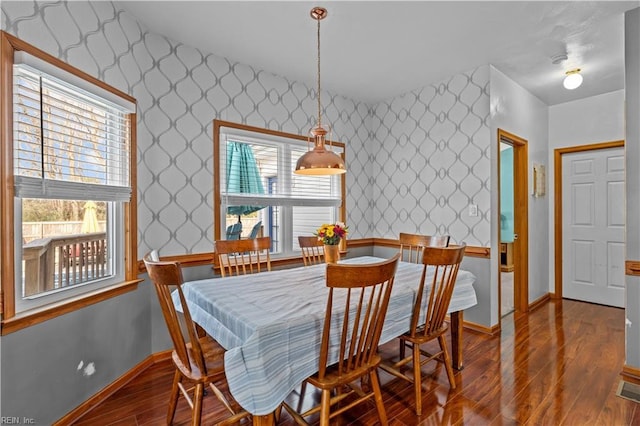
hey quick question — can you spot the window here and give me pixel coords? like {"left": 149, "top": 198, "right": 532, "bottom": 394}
{"left": 215, "top": 121, "right": 345, "bottom": 257}
{"left": 1, "top": 32, "right": 137, "bottom": 321}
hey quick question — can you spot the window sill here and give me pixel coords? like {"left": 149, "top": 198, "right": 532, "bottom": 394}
{"left": 1, "top": 279, "right": 142, "bottom": 335}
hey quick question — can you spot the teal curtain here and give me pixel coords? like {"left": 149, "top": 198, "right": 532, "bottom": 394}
{"left": 226, "top": 141, "right": 265, "bottom": 217}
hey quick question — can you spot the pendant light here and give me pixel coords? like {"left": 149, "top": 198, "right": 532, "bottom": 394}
{"left": 294, "top": 7, "right": 346, "bottom": 176}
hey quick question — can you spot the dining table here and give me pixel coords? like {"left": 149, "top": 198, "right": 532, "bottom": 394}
{"left": 174, "top": 256, "right": 477, "bottom": 425}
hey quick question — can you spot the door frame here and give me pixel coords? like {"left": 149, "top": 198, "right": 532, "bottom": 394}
{"left": 553, "top": 140, "right": 625, "bottom": 298}
{"left": 498, "top": 129, "right": 529, "bottom": 314}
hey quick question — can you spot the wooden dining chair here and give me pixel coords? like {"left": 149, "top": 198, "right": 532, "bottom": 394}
{"left": 398, "top": 232, "right": 450, "bottom": 263}
{"left": 143, "top": 251, "right": 250, "bottom": 426}
{"left": 282, "top": 254, "right": 401, "bottom": 426}
{"left": 298, "top": 235, "right": 324, "bottom": 266}
{"left": 215, "top": 236, "right": 271, "bottom": 277}
{"left": 397, "top": 232, "right": 451, "bottom": 358}
{"left": 379, "top": 244, "right": 466, "bottom": 416}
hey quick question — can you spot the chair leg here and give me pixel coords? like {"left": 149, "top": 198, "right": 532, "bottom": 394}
{"left": 413, "top": 342, "right": 422, "bottom": 416}
{"left": 319, "top": 389, "right": 331, "bottom": 426}
{"left": 300, "top": 381, "right": 308, "bottom": 396}
{"left": 370, "top": 370, "right": 388, "bottom": 426}
{"left": 360, "top": 373, "right": 371, "bottom": 392}
{"left": 275, "top": 403, "right": 283, "bottom": 422}
{"left": 399, "top": 338, "right": 405, "bottom": 360}
{"left": 168, "top": 369, "right": 181, "bottom": 424}
{"left": 192, "top": 383, "right": 204, "bottom": 426}
{"left": 438, "top": 335, "right": 456, "bottom": 389}
{"left": 296, "top": 381, "right": 307, "bottom": 412}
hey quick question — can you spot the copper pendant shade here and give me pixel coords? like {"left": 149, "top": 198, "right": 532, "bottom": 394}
{"left": 294, "top": 7, "right": 346, "bottom": 176}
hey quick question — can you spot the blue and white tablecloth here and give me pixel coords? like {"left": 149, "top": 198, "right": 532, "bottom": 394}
{"left": 175, "top": 256, "right": 477, "bottom": 415}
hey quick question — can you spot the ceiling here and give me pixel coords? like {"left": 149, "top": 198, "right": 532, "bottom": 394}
{"left": 118, "top": 1, "right": 639, "bottom": 106}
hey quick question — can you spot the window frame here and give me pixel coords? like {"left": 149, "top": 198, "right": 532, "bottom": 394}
{"left": 213, "top": 120, "right": 346, "bottom": 255}
{"left": 0, "top": 31, "right": 138, "bottom": 332}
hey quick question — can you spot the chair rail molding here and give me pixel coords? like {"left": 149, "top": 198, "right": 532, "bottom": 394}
{"left": 626, "top": 260, "right": 640, "bottom": 276}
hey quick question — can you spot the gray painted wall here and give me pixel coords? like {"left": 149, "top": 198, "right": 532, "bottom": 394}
{"left": 625, "top": 7, "right": 640, "bottom": 368}
{"left": 1, "top": 286, "right": 150, "bottom": 422}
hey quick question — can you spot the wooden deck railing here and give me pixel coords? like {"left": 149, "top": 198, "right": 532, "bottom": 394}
{"left": 22, "top": 232, "right": 108, "bottom": 297}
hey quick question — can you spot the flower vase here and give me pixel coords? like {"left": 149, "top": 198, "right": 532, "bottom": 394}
{"left": 324, "top": 244, "right": 340, "bottom": 264}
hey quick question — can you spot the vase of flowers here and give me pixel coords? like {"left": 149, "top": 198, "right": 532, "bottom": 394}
{"left": 315, "top": 222, "right": 348, "bottom": 264}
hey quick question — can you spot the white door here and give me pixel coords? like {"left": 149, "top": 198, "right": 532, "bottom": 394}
{"left": 562, "top": 147, "right": 625, "bottom": 307}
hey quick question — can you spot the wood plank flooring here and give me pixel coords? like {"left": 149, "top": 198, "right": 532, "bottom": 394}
{"left": 73, "top": 299, "right": 639, "bottom": 425}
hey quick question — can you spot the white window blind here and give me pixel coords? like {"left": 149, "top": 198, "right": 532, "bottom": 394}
{"left": 221, "top": 132, "right": 342, "bottom": 208}
{"left": 13, "top": 64, "right": 132, "bottom": 201}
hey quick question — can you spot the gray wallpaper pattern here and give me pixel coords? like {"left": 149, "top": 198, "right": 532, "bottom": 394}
{"left": 1, "top": 0, "right": 371, "bottom": 257}
{"left": 2, "top": 0, "right": 490, "bottom": 257}
{"left": 371, "top": 68, "right": 491, "bottom": 246}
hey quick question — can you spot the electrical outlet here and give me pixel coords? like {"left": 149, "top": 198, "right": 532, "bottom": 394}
{"left": 468, "top": 204, "right": 478, "bottom": 217}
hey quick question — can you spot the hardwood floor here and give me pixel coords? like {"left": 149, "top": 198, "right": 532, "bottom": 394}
{"left": 74, "top": 299, "right": 639, "bottom": 425}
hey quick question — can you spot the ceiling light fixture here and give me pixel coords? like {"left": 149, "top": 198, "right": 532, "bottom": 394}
{"left": 294, "top": 7, "right": 346, "bottom": 176}
{"left": 563, "top": 68, "right": 583, "bottom": 90}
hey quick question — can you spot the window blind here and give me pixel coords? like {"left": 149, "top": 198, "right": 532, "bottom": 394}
{"left": 13, "top": 64, "right": 131, "bottom": 201}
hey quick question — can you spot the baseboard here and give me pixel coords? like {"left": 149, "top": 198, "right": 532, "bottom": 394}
{"left": 463, "top": 319, "right": 500, "bottom": 335}
{"left": 54, "top": 349, "right": 173, "bottom": 425}
{"left": 152, "top": 348, "right": 173, "bottom": 363}
{"left": 622, "top": 365, "right": 640, "bottom": 385}
{"left": 529, "top": 293, "right": 551, "bottom": 312}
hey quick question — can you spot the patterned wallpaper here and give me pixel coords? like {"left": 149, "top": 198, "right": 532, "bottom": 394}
{"left": 371, "top": 68, "right": 491, "bottom": 245}
{"left": 1, "top": 0, "right": 371, "bottom": 257}
{"left": 2, "top": 0, "right": 490, "bottom": 257}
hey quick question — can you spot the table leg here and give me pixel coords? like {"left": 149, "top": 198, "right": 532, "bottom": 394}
{"left": 450, "top": 310, "right": 464, "bottom": 370}
{"left": 252, "top": 412, "right": 275, "bottom": 425}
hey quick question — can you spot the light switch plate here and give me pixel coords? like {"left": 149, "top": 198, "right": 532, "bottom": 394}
{"left": 469, "top": 204, "right": 478, "bottom": 217}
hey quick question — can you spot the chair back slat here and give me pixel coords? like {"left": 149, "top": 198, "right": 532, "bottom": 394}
{"left": 143, "top": 252, "right": 207, "bottom": 375}
{"left": 318, "top": 254, "right": 400, "bottom": 379}
{"left": 298, "top": 235, "right": 324, "bottom": 266}
{"left": 409, "top": 245, "right": 466, "bottom": 339}
{"left": 398, "top": 232, "right": 450, "bottom": 264}
{"left": 215, "top": 236, "right": 271, "bottom": 277}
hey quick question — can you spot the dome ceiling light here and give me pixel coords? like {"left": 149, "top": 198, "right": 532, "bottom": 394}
{"left": 563, "top": 68, "right": 583, "bottom": 90}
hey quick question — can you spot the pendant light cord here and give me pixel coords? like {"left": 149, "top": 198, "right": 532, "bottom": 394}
{"left": 316, "top": 14, "right": 322, "bottom": 128}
